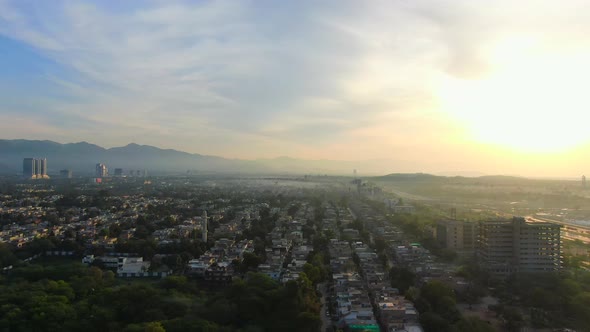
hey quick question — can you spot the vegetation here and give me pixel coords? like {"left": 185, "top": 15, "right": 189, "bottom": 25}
{"left": 486, "top": 271, "right": 590, "bottom": 331}
{"left": 411, "top": 281, "right": 493, "bottom": 332}
{"left": 0, "top": 261, "right": 321, "bottom": 332}
{"left": 388, "top": 266, "right": 415, "bottom": 294}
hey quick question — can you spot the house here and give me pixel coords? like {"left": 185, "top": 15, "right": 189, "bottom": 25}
{"left": 117, "top": 257, "right": 150, "bottom": 276}
{"left": 204, "top": 262, "right": 233, "bottom": 285}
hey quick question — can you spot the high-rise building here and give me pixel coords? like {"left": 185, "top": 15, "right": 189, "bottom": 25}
{"left": 38, "top": 158, "right": 47, "bottom": 178}
{"left": 34, "top": 159, "right": 41, "bottom": 177}
{"left": 96, "top": 163, "right": 108, "bottom": 177}
{"left": 114, "top": 168, "right": 123, "bottom": 177}
{"left": 127, "top": 169, "right": 148, "bottom": 177}
{"left": 60, "top": 169, "right": 73, "bottom": 178}
{"left": 23, "top": 158, "right": 49, "bottom": 179}
{"left": 23, "top": 158, "right": 36, "bottom": 178}
{"left": 202, "top": 210, "right": 208, "bottom": 243}
{"left": 436, "top": 219, "right": 478, "bottom": 256}
{"left": 478, "top": 217, "right": 562, "bottom": 276}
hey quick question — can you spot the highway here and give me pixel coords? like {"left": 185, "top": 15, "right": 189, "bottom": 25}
{"left": 526, "top": 216, "right": 590, "bottom": 244}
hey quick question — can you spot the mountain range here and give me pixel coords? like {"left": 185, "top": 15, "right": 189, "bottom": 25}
{"left": 0, "top": 139, "right": 398, "bottom": 176}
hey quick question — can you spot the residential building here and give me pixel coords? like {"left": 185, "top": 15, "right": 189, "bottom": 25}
{"left": 478, "top": 217, "right": 562, "bottom": 275}
{"left": 204, "top": 262, "right": 233, "bottom": 285}
{"left": 436, "top": 219, "right": 478, "bottom": 256}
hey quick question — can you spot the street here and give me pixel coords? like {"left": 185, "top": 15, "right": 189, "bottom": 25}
{"left": 318, "top": 282, "right": 332, "bottom": 331}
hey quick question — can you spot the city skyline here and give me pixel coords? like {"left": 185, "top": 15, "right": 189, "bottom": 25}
{"left": 22, "top": 157, "right": 48, "bottom": 179}
{"left": 2, "top": 1, "right": 590, "bottom": 177}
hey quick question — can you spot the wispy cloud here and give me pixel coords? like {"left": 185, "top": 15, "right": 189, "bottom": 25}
{"left": 2, "top": 0, "right": 590, "bottom": 175}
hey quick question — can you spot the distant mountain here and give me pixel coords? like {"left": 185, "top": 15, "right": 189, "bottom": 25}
{"left": 0, "top": 139, "right": 269, "bottom": 176}
{"left": 10, "top": 139, "right": 509, "bottom": 176}
{"left": 435, "top": 171, "right": 487, "bottom": 177}
{"left": 374, "top": 173, "right": 536, "bottom": 185}
{"left": 0, "top": 162, "right": 17, "bottom": 175}
{"left": 0, "top": 139, "right": 399, "bottom": 176}
{"left": 376, "top": 173, "right": 443, "bottom": 181}
{"left": 255, "top": 156, "right": 413, "bottom": 176}
{"left": 474, "top": 175, "right": 532, "bottom": 184}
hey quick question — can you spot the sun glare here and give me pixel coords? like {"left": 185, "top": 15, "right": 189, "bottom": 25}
{"left": 437, "top": 37, "right": 590, "bottom": 152}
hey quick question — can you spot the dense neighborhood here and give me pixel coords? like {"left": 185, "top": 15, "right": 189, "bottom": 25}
{"left": 0, "top": 175, "right": 588, "bottom": 331}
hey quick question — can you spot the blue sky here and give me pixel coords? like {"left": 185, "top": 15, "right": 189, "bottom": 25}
{"left": 2, "top": 0, "right": 590, "bottom": 176}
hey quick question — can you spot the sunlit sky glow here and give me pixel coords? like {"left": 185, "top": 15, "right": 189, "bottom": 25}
{"left": 1, "top": 0, "right": 590, "bottom": 176}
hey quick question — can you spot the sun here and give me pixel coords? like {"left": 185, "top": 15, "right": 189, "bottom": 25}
{"left": 436, "top": 37, "right": 590, "bottom": 152}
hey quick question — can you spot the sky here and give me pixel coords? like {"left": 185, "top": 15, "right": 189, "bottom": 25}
{"left": 1, "top": 0, "right": 590, "bottom": 177}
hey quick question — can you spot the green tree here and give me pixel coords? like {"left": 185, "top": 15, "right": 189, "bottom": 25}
{"left": 389, "top": 266, "right": 416, "bottom": 293}
{"left": 303, "top": 263, "right": 322, "bottom": 284}
{"left": 239, "top": 253, "right": 261, "bottom": 273}
{"left": 0, "top": 243, "right": 18, "bottom": 268}
{"left": 502, "top": 308, "right": 524, "bottom": 332}
{"left": 420, "top": 312, "right": 450, "bottom": 332}
{"left": 451, "top": 316, "right": 495, "bottom": 332}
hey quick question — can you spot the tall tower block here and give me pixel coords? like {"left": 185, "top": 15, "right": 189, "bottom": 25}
{"left": 23, "top": 158, "right": 49, "bottom": 179}
{"left": 39, "top": 158, "right": 47, "bottom": 178}
{"left": 23, "top": 158, "right": 36, "bottom": 178}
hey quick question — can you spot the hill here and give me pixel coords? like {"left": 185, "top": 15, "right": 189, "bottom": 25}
{"left": 0, "top": 140, "right": 266, "bottom": 175}
{"left": 0, "top": 139, "right": 393, "bottom": 176}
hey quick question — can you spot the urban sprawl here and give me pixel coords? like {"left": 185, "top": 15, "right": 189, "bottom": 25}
{"left": 0, "top": 158, "right": 585, "bottom": 332}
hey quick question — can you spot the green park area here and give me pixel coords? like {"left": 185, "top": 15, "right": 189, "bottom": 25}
{"left": 0, "top": 251, "right": 322, "bottom": 332}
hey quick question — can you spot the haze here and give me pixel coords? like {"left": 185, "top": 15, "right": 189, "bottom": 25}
{"left": 1, "top": 0, "right": 590, "bottom": 177}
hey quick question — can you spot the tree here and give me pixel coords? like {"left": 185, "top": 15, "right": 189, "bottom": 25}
{"left": 389, "top": 266, "right": 416, "bottom": 293}
{"left": 420, "top": 281, "right": 455, "bottom": 309}
{"left": 451, "top": 316, "right": 495, "bottom": 332}
{"left": 303, "top": 263, "right": 322, "bottom": 284}
{"left": 287, "top": 204, "right": 300, "bottom": 217}
{"left": 0, "top": 243, "right": 18, "bottom": 268}
{"left": 502, "top": 308, "right": 524, "bottom": 332}
{"left": 159, "top": 276, "right": 189, "bottom": 292}
{"left": 420, "top": 312, "right": 450, "bottom": 332}
{"left": 124, "top": 322, "right": 166, "bottom": 332}
{"left": 374, "top": 237, "right": 388, "bottom": 253}
{"left": 162, "top": 318, "right": 220, "bottom": 332}
{"left": 240, "top": 253, "right": 261, "bottom": 273}
{"left": 145, "top": 322, "right": 166, "bottom": 332}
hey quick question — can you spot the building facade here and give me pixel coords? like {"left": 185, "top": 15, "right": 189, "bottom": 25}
{"left": 478, "top": 217, "right": 562, "bottom": 275}
{"left": 95, "top": 163, "right": 108, "bottom": 177}
{"left": 436, "top": 219, "right": 478, "bottom": 256}
{"left": 23, "top": 158, "right": 49, "bottom": 179}
{"left": 23, "top": 158, "right": 35, "bottom": 178}
{"left": 38, "top": 158, "right": 47, "bottom": 178}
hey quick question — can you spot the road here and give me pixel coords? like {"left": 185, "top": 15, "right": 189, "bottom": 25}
{"left": 318, "top": 282, "right": 331, "bottom": 331}
{"left": 527, "top": 215, "right": 590, "bottom": 243}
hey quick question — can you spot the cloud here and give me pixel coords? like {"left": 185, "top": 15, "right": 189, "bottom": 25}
{"left": 1, "top": 0, "right": 590, "bottom": 176}
{"left": 1, "top": 0, "right": 401, "bottom": 153}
